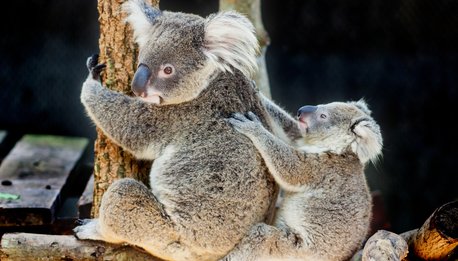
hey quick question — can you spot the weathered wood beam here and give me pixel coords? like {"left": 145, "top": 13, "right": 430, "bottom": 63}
{"left": 0, "top": 135, "right": 88, "bottom": 226}
{"left": 0, "top": 233, "right": 162, "bottom": 261}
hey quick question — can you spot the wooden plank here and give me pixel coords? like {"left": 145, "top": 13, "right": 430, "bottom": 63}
{"left": 0, "top": 135, "right": 88, "bottom": 226}
{"left": 78, "top": 174, "right": 94, "bottom": 219}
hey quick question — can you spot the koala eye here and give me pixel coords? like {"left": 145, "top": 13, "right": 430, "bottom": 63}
{"left": 158, "top": 64, "right": 175, "bottom": 78}
{"left": 320, "top": 114, "right": 327, "bottom": 119}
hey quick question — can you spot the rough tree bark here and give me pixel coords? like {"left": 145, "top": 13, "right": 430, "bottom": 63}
{"left": 91, "top": 0, "right": 159, "bottom": 217}
{"left": 219, "top": 0, "right": 272, "bottom": 98}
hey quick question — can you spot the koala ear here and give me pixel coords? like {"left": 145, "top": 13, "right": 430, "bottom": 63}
{"left": 203, "top": 11, "right": 259, "bottom": 79}
{"left": 350, "top": 99, "right": 372, "bottom": 115}
{"left": 350, "top": 118, "right": 383, "bottom": 164}
{"left": 123, "top": 0, "right": 162, "bottom": 47}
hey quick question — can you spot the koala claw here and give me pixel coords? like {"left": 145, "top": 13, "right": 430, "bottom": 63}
{"left": 76, "top": 218, "right": 91, "bottom": 226}
{"left": 86, "top": 54, "right": 106, "bottom": 81}
{"left": 231, "top": 112, "right": 248, "bottom": 122}
{"left": 246, "top": 111, "right": 261, "bottom": 122}
{"left": 230, "top": 112, "right": 261, "bottom": 124}
{"left": 74, "top": 219, "right": 105, "bottom": 241}
{"left": 226, "top": 112, "right": 263, "bottom": 136}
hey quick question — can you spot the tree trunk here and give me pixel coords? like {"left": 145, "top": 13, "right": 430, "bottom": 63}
{"left": 219, "top": 0, "right": 272, "bottom": 98}
{"left": 91, "top": 0, "right": 159, "bottom": 217}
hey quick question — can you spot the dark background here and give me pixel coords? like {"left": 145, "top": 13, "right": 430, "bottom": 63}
{"left": 0, "top": 0, "right": 457, "bottom": 234}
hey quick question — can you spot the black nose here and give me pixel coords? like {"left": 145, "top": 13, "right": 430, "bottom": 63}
{"left": 297, "top": 105, "right": 318, "bottom": 117}
{"left": 132, "top": 64, "right": 152, "bottom": 97}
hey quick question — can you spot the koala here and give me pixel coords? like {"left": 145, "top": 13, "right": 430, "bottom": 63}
{"left": 74, "top": 1, "right": 302, "bottom": 260}
{"left": 223, "top": 100, "right": 383, "bottom": 261}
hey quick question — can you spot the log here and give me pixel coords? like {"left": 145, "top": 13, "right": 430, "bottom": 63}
{"left": 401, "top": 200, "right": 458, "bottom": 260}
{"left": 0, "top": 233, "right": 162, "bottom": 261}
{"left": 355, "top": 200, "right": 458, "bottom": 261}
{"left": 361, "top": 230, "right": 409, "bottom": 261}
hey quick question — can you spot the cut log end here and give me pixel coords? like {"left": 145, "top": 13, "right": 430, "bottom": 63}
{"left": 434, "top": 200, "right": 458, "bottom": 239}
{"left": 410, "top": 200, "right": 458, "bottom": 260}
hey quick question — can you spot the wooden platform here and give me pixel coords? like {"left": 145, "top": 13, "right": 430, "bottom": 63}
{"left": 0, "top": 134, "right": 89, "bottom": 227}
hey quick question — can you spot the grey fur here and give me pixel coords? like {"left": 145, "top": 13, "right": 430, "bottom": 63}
{"left": 223, "top": 101, "right": 383, "bottom": 261}
{"left": 74, "top": 1, "right": 301, "bottom": 260}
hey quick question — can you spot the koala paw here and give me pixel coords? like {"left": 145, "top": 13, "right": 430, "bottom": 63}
{"left": 74, "top": 219, "right": 105, "bottom": 241}
{"left": 226, "top": 112, "right": 262, "bottom": 135}
{"left": 86, "top": 54, "right": 106, "bottom": 81}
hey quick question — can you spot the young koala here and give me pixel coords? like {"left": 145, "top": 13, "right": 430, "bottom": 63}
{"left": 74, "top": 1, "right": 302, "bottom": 260}
{"left": 224, "top": 100, "right": 383, "bottom": 261}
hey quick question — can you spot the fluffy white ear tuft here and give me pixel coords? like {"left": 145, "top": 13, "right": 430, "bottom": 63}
{"left": 350, "top": 99, "right": 372, "bottom": 115}
{"left": 351, "top": 118, "right": 383, "bottom": 164}
{"left": 203, "top": 11, "right": 259, "bottom": 78}
{"left": 123, "top": 0, "right": 161, "bottom": 47}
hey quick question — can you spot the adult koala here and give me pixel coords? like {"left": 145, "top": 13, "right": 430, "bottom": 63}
{"left": 74, "top": 1, "right": 300, "bottom": 260}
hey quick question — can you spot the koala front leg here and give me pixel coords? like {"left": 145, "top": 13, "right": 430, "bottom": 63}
{"left": 221, "top": 223, "right": 304, "bottom": 261}
{"left": 227, "top": 112, "right": 341, "bottom": 191}
{"left": 259, "top": 93, "right": 302, "bottom": 143}
{"left": 227, "top": 112, "right": 308, "bottom": 191}
{"left": 81, "top": 55, "right": 170, "bottom": 159}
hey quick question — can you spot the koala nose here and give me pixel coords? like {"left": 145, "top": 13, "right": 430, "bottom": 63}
{"left": 297, "top": 105, "right": 318, "bottom": 118}
{"left": 132, "top": 64, "right": 152, "bottom": 97}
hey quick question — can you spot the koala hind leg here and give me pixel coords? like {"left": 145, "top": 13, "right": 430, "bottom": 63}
{"left": 76, "top": 178, "right": 192, "bottom": 260}
{"left": 221, "top": 223, "right": 315, "bottom": 261}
